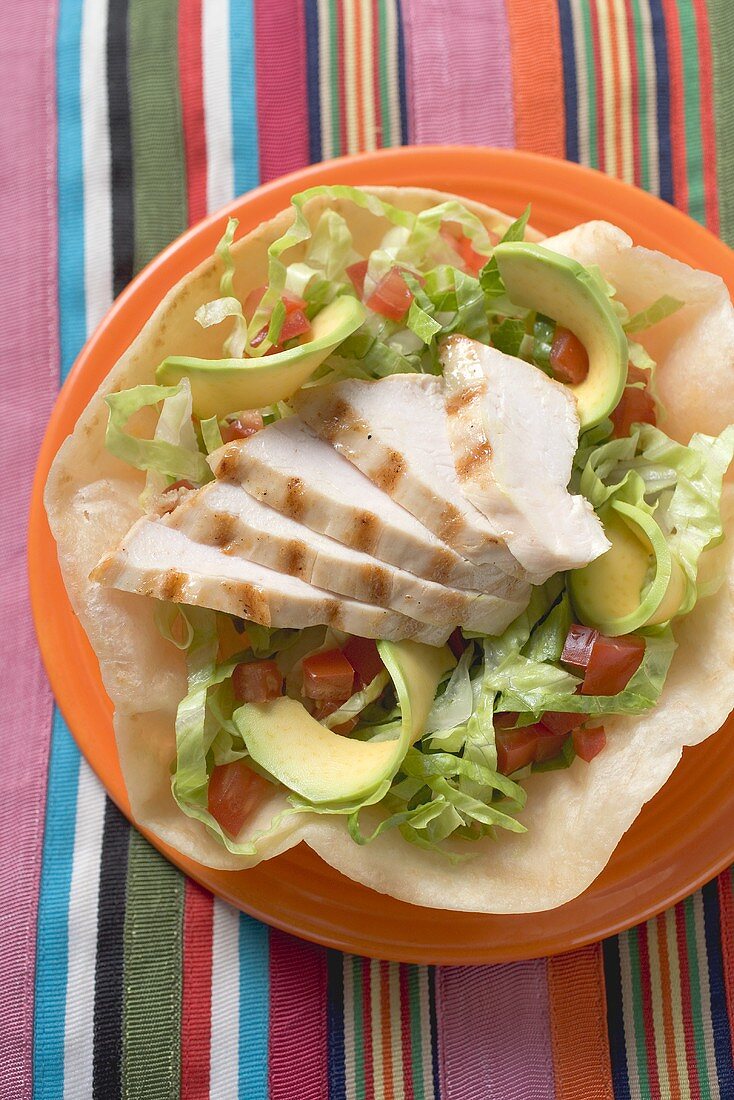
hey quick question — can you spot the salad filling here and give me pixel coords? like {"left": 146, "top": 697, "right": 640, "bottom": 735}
{"left": 89, "top": 186, "right": 734, "bottom": 862}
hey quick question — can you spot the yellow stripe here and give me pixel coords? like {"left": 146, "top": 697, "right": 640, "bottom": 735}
{"left": 389, "top": 964, "right": 405, "bottom": 1100}
{"left": 569, "top": 0, "right": 590, "bottom": 165}
{"left": 637, "top": 0, "right": 660, "bottom": 195}
{"left": 595, "top": 0, "right": 617, "bottom": 176}
{"left": 611, "top": 0, "right": 634, "bottom": 183}
{"left": 665, "top": 909, "right": 693, "bottom": 1099}
{"left": 647, "top": 920, "right": 673, "bottom": 1099}
{"left": 382, "top": 0, "right": 401, "bottom": 145}
{"left": 317, "top": 0, "right": 333, "bottom": 159}
{"left": 360, "top": 0, "right": 376, "bottom": 151}
{"left": 417, "top": 968, "right": 435, "bottom": 1100}
{"left": 342, "top": 0, "right": 360, "bottom": 154}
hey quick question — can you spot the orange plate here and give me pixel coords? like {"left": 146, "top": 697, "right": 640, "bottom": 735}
{"left": 29, "top": 147, "right": 734, "bottom": 964}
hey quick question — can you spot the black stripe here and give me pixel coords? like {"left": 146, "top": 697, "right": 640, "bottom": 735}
{"left": 394, "top": 0, "right": 410, "bottom": 145}
{"left": 557, "top": 0, "right": 579, "bottom": 164}
{"left": 107, "top": 0, "right": 134, "bottom": 297}
{"left": 304, "top": 0, "right": 322, "bottom": 165}
{"left": 326, "top": 950, "right": 346, "bottom": 1100}
{"left": 602, "top": 935, "right": 631, "bottom": 1100}
{"left": 92, "top": 798, "right": 131, "bottom": 1100}
{"left": 428, "top": 966, "right": 442, "bottom": 1098}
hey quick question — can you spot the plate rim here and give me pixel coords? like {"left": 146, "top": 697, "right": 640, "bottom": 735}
{"left": 29, "top": 144, "right": 734, "bottom": 964}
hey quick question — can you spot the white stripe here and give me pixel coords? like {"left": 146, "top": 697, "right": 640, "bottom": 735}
{"left": 317, "top": 0, "right": 333, "bottom": 159}
{"left": 62, "top": 763, "right": 106, "bottom": 1100}
{"left": 81, "top": 0, "right": 113, "bottom": 328}
{"left": 209, "top": 899, "right": 240, "bottom": 1099}
{"left": 203, "top": 0, "right": 235, "bottom": 212}
{"left": 618, "top": 935, "right": 642, "bottom": 1097}
{"left": 569, "top": 0, "right": 590, "bottom": 166}
{"left": 636, "top": 0, "right": 660, "bottom": 196}
{"left": 370, "top": 959, "right": 383, "bottom": 1094}
{"left": 646, "top": 920, "right": 672, "bottom": 1099}
{"left": 418, "top": 967, "right": 435, "bottom": 1100}
{"left": 383, "top": 0, "right": 401, "bottom": 145}
{"left": 360, "top": 1, "right": 376, "bottom": 151}
{"left": 596, "top": 0, "right": 617, "bottom": 177}
{"left": 664, "top": 909, "right": 692, "bottom": 1099}
{"left": 692, "top": 893, "right": 721, "bottom": 1100}
{"left": 343, "top": 957, "right": 357, "bottom": 1100}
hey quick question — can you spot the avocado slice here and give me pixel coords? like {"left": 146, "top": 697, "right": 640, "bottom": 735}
{"left": 157, "top": 295, "right": 366, "bottom": 419}
{"left": 493, "top": 242, "right": 628, "bottom": 428}
{"left": 234, "top": 639, "right": 454, "bottom": 806}
{"left": 568, "top": 500, "right": 686, "bottom": 635}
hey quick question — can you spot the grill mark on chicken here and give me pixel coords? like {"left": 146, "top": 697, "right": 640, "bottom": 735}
{"left": 315, "top": 396, "right": 361, "bottom": 445}
{"left": 372, "top": 449, "right": 406, "bottom": 494}
{"left": 279, "top": 538, "right": 309, "bottom": 579}
{"left": 350, "top": 510, "right": 379, "bottom": 554}
{"left": 360, "top": 563, "right": 391, "bottom": 606}
{"left": 445, "top": 381, "right": 486, "bottom": 415}
{"left": 212, "top": 442, "right": 243, "bottom": 483}
{"left": 455, "top": 438, "right": 493, "bottom": 480}
{"left": 428, "top": 547, "right": 458, "bottom": 585}
{"left": 210, "top": 511, "right": 238, "bottom": 547}
{"left": 160, "top": 569, "right": 187, "bottom": 602}
{"left": 284, "top": 476, "right": 306, "bottom": 522}
{"left": 221, "top": 580, "right": 270, "bottom": 625}
{"left": 437, "top": 503, "right": 464, "bottom": 544}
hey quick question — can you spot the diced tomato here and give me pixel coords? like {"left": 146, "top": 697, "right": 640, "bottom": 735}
{"left": 496, "top": 727, "right": 540, "bottom": 774}
{"left": 550, "top": 327, "right": 590, "bottom": 384}
{"left": 244, "top": 285, "right": 306, "bottom": 322}
{"left": 164, "top": 479, "right": 196, "bottom": 493}
{"left": 278, "top": 308, "right": 311, "bottom": 344}
{"left": 346, "top": 260, "right": 369, "bottom": 298}
{"left": 207, "top": 760, "right": 271, "bottom": 836}
{"left": 342, "top": 636, "right": 383, "bottom": 690}
{"left": 539, "top": 711, "right": 580, "bottom": 736}
{"left": 573, "top": 726, "right": 607, "bottom": 762}
{"left": 611, "top": 385, "right": 657, "bottom": 438}
{"left": 581, "top": 634, "right": 645, "bottom": 696}
{"left": 312, "top": 699, "right": 359, "bottom": 736}
{"left": 302, "top": 649, "right": 355, "bottom": 701}
{"left": 533, "top": 727, "right": 569, "bottom": 764}
{"left": 448, "top": 628, "right": 467, "bottom": 660}
{"left": 561, "top": 624, "right": 599, "bottom": 671}
{"left": 626, "top": 363, "right": 650, "bottom": 385}
{"left": 365, "top": 267, "right": 414, "bottom": 321}
{"left": 220, "top": 410, "right": 264, "bottom": 443}
{"left": 232, "top": 659, "right": 283, "bottom": 703}
{"left": 494, "top": 712, "right": 519, "bottom": 730}
{"left": 439, "top": 222, "right": 491, "bottom": 275}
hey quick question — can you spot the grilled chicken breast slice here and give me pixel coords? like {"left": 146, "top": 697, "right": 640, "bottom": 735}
{"left": 92, "top": 519, "right": 451, "bottom": 645}
{"left": 294, "top": 376, "right": 524, "bottom": 578}
{"left": 167, "top": 480, "right": 529, "bottom": 634}
{"left": 209, "top": 417, "right": 509, "bottom": 594}
{"left": 440, "top": 334, "right": 609, "bottom": 582}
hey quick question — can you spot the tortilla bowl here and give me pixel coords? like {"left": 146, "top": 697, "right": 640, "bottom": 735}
{"left": 44, "top": 184, "right": 734, "bottom": 913}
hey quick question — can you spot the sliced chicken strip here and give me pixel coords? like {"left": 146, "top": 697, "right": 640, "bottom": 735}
{"left": 440, "top": 335, "right": 609, "bottom": 582}
{"left": 209, "top": 418, "right": 509, "bottom": 594}
{"left": 92, "top": 520, "right": 450, "bottom": 645}
{"left": 167, "top": 480, "right": 529, "bottom": 634}
{"left": 294, "top": 376, "right": 524, "bottom": 577}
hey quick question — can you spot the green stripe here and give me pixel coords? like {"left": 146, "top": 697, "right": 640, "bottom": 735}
{"left": 122, "top": 832, "right": 184, "bottom": 1099}
{"left": 407, "top": 966, "right": 425, "bottom": 1100}
{"left": 377, "top": 0, "right": 391, "bottom": 147}
{"left": 683, "top": 895, "right": 713, "bottom": 1095}
{"left": 707, "top": 0, "right": 734, "bottom": 244}
{"left": 626, "top": 928, "right": 651, "bottom": 1098}
{"left": 328, "top": 0, "right": 342, "bottom": 158}
{"left": 579, "top": 1, "right": 599, "bottom": 170}
{"left": 630, "top": 0, "right": 651, "bottom": 191}
{"left": 128, "top": 0, "right": 187, "bottom": 271}
{"left": 675, "top": 0, "right": 704, "bottom": 223}
{"left": 352, "top": 957, "right": 365, "bottom": 1100}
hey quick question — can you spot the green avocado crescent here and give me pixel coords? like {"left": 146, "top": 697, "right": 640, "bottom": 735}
{"left": 493, "top": 241, "right": 628, "bottom": 428}
{"left": 157, "top": 295, "right": 366, "bottom": 420}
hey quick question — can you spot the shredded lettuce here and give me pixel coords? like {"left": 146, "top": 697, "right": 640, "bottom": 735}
{"left": 194, "top": 218, "right": 248, "bottom": 358}
{"left": 200, "top": 415, "right": 224, "bottom": 455}
{"left": 322, "top": 670, "right": 391, "bottom": 729}
{"left": 624, "top": 294, "right": 684, "bottom": 334}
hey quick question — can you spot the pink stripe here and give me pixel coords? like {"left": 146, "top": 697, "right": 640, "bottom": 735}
{"left": 437, "top": 961, "right": 556, "bottom": 1099}
{"left": 268, "top": 930, "right": 328, "bottom": 1099}
{"left": 0, "top": 2, "right": 59, "bottom": 1097}
{"left": 253, "top": 0, "right": 310, "bottom": 182}
{"left": 398, "top": 0, "right": 515, "bottom": 146}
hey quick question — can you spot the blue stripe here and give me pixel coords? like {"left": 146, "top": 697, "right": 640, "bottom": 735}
{"left": 304, "top": 0, "right": 323, "bottom": 164}
{"left": 701, "top": 881, "right": 734, "bottom": 1093}
{"left": 230, "top": 0, "right": 260, "bottom": 197}
{"left": 238, "top": 916, "right": 270, "bottom": 1099}
{"left": 56, "top": 0, "right": 86, "bottom": 379}
{"left": 326, "top": 950, "right": 346, "bottom": 1100}
{"left": 32, "top": 714, "right": 82, "bottom": 1099}
{"left": 556, "top": 0, "right": 579, "bottom": 164}
{"left": 602, "top": 936, "right": 632, "bottom": 1100}
{"left": 648, "top": 0, "right": 674, "bottom": 203}
{"left": 394, "top": 0, "right": 409, "bottom": 145}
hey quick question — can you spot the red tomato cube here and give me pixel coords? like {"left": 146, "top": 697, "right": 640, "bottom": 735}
{"left": 573, "top": 726, "right": 607, "bottom": 762}
{"left": 207, "top": 761, "right": 270, "bottom": 836}
{"left": 539, "top": 712, "right": 580, "bottom": 736}
{"left": 550, "top": 328, "right": 590, "bottom": 384}
{"left": 611, "top": 386, "right": 657, "bottom": 438}
{"left": 232, "top": 660, "right": 283, "bottom": 703}
{"left": 346, "top": 260, "right": 369, "bottom": 298}
{"left": 581, "top": 635, "right": 645, "bottom": 696}
{"left": 342, "top": 636, "right": 383, "bottom": 690}
{"left": 496, "top": 727, "right": 539, "bottom": 774}
{"left": 561, "top": 624, "right": 599, "bottom": 671}
{"left": 302, "top": 649, "right": 355, "bottom": 701}
{"left": 532, "top": 728, "right": 568, "bottom": 763}
{"left": 220, "top": 410, "right": 264, "bottom": 442}
{"left": 365, "top": 268, "right": 414, "bottom": 321}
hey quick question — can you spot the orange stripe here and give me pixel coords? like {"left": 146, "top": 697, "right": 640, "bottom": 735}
{"left": 504, "top": 0, "right": 565, "bottom": 157}
{"left": 548, "top": 945, "right": 614, "bottom": 1100}
{"left": 655, "top": 913, "right": 682, "bottom": 1099}
{"left": 354, "top": 0, "right": 365, "bottom": 151}
{"left": 380, "top": 961, "right": 395, "bottom": 1100}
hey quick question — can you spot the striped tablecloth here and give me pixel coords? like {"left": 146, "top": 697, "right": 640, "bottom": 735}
{"left": 4, "top": 2, "right": 734, "bottom": 1097}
